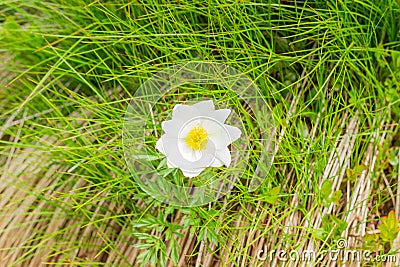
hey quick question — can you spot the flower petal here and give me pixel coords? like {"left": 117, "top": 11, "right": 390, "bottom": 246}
{"left": 162, "top": 119, "right": 185, "bottom": 136}
{"left": 167, "top": 158, "right": 177, "bottom": 168}
{"left": 208, "top": 130, "right": 231, "bottom": 149}
{"left": 216, "top": 147, "right": 232, "bottom": 167}
{"left": 193, "top": 100, "right": 215, "bottom": 113}
{"left": 210, "top": 158, "right": 224, "bottom": 167}
{"left": 178, "top": 118, "right": 202, "bottom": 139}
{"left": 181, "top": 167, "right": 205, "bottom": 178}
{"left": 224, "top": 125, "right": 241, "bottom": 143}
{"left": 155, "top": 135, "right": 167, "bottom": 154}
{"left": 201, "top": 118, "right": 225, "bottom": 135}
{"left": 157, "top": 134, "right": 216, "bottom": 170}
{"left": 177, "top": 139, "right": 203, "bottom": 162}
{"left": 211, "top": 109, "right": 231, "bottom": 123}
{"left": 201, "top": 119, "right": 238, "bottom": 148}
{"left": 172, "top": 104, "right": 199, "bottom": 121}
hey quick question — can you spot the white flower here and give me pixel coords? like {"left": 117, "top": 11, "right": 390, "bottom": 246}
{"left": 155, "top": 100, "right": 242, "bottom": 178}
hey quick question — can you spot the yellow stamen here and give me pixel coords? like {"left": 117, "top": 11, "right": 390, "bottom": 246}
{"left": 185, "top": 126, "right": 209, "bottom": 150}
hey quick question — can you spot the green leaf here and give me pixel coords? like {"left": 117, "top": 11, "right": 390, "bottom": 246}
{"left": 150, "top": 250, "right": 158, "bottom": 266}
{"left": 133, "top": 242, "right": 154, "bottom": 249}
{"left": 170, "top": 238, "right": 180, "bottom": 265}
{"left": 320, "top": 180, "right": 333, "bottom": 199}
{"left": 4, "top": 16, "right": 21, "bottom": 32}
{"left": 362, "top": 233, "right": 383, "bottom": 251}
{"left": 165, "top": 206, "right": 175, "bottom": 215}
{"left": 330, "top": 190, "right": 342, "bottom": 205}
{"left": 388, "top": 148, "right": 399, "bottom": 166}
{"left": 157, "top": 157, "right": 167, "bottom": 168}
{"left": 159, "top": 251, "right": 167, "bottom": 267}
{"left": 297, "top": 120, "right": 309, "bottom": 139}
{"left": 321, "top": 214, "right": 347, "bottom": 239}
{"left": 313, "top": 228, "right": 326, "bottom": 240}
{"left": 346, "top": 164, "right": 367, "bottom": 181}
{"left": 353, "top": 164, "right": 368, "bottom": 174}
{"left": 132, "top": 233, "right": 153, "bottom": 240}
{"left": 378, "top": 211, "right": 399, "bottom": 242}
{"left": 265, "top": 186, "right": 280, "bottom": 204}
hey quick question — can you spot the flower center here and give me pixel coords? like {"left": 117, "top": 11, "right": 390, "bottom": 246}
{"left": 185, "top": 126, "right": 209, "bottom": 150}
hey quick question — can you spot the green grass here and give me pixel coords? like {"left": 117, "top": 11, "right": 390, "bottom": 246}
{"left": 1, "top": 0, "right": 400, "bottom": 266}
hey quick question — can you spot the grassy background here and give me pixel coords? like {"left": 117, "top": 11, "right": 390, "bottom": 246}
{"left": 1, "top": 0, "right": 400, "bottom": 266}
